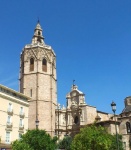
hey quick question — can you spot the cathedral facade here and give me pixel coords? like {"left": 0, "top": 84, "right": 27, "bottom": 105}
{"left": 0, "top": 22, "right": 131, "bottom": 150}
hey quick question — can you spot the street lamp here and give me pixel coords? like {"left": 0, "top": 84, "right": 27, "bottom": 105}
{"left": 111, "top": 101, "right": 119, "bottom": 150}
{"left": 35, "top": 118, "right": 39, "bottom": 130}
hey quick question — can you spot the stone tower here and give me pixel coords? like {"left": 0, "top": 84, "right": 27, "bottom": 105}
{"left": 19, "top": 21, "right": 57, "bottom": 136}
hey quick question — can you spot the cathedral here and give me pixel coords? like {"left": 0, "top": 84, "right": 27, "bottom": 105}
{"left": 0, "top": 21, "right": 131, "bottom": 150}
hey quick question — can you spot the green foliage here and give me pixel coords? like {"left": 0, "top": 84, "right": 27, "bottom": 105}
{"left": 71, "top": 125, "right": 124, "bottom": 150}
{"left": 12, "top": 129, "right": 57, "bottom": 150}
{"left": 109, "top": 134, "right": 123, "bottom": 150}
{"left": 57, "top": 136, "right": 72, "bottom": 150}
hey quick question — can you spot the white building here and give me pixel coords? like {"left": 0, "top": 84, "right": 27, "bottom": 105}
{"left": 0, "top": 84, "right": 29, "bottom": 148}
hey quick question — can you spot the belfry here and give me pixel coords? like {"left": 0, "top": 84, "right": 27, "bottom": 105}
{"left": 19, "top": 21, "right": 57, "bottom": 136}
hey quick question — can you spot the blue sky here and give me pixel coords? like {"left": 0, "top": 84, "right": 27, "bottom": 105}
{"left": 0, "top": 0, "right": 131, "bottom": 114}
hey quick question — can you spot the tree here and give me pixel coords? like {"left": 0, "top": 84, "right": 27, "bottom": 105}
{"left": 71, "top": 125, "right": 124, "bottom": 150}
{"left": 12, "top": 129, "right": 57, "bottom": 150}
{"left": 57, "top": 136, "right": 72, "bottom": 150}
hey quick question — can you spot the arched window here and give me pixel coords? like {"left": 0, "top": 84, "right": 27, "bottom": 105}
{"left": 126, "top": 122, "right": 131, "bottom": 133}
{"left": 42, "top": 58, "right": 47, "bottom": 72}
{"left": 30, "top": 58, "right": 34, "bottom": 71}
{"left": 74, "top": 116, "right": 79, "bottom": 124}
{"left": 38, "top": 31, "right": 41, "bottom": 35}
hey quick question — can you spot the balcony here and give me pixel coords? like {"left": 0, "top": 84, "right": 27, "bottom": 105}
{"left": 19, "top": 124, "right": 24, "bottom": 130}
{"left": 6, "top": 122, "right": 13, "bottom": 128}
{"left": 7, "top": 108, "right": 13, "bottom": 115}
{"left": 19, "top": 112, "right": 25, "bottom": 118}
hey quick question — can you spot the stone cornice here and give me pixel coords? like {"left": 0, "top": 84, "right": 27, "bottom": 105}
{"left": 0, "top": 92, "right": 29, "bottom": 107}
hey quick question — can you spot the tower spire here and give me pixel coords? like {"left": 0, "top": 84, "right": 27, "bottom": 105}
{"left": 37, "top": 17, "right": 40, "bottom": 23}
{"left": 31, "top": 21, "right": 45, "bottom": 45}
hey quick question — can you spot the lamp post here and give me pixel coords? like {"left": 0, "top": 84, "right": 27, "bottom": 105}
{"left": 111, "top": 101, "right": 119, "bottom": 150}
{"left": 35, "top": 118, "right": 39, "bottom": 130}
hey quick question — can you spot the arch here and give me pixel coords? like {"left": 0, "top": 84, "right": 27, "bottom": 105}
{"left": 74, "top": 116, "right": 79, "bottom": 124}
{"left": 126, "top": 122, "right": 131, "bottom": 133}
{"left": 38, "top": 31, "right": 41, "bottom": 35}
{"left": 42, "top": 58, "right": 47, "bottom": 72}
{"left": 30, "top": 58, "right": 34, "bottom": 71}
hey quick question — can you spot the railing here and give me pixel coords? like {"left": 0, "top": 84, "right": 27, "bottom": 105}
{"left": 6, "top": 122, "right": 13, "bottom": 128}
{"left": 19, "top": 124, "right": 24, "bottom": 130}
{"left": 19, "top": 112, "right": 25, "bottom": 118}
{"left": 7, "top": 108, "right": 13, "bottom": 115}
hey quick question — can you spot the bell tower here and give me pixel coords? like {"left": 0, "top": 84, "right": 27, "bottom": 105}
{"left": 19, "top": 21, "right": 57, "bottom": 136}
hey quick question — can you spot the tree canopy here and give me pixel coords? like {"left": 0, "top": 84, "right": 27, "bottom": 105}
{"left": 12, "top": 129, "right": 57, "bottom": 150}
{"left": 57, "top": 135, "right": 72, "bottom": 150}
{"left": 71, "top": 125, "right": 124, "bottom": 150}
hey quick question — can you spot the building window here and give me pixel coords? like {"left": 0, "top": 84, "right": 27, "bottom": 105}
{"left": 30, "top": 58, "right": 34, "bottom": 71}
{"left": 5, "top": 132, "right": 10, "bottom": 143}
{"left": 19, "top": 119, "right": 23, "bottom": 127}
{"left": 8, "top": 103, "right": 12, "bottom": 111}
{"left": 20, "top": 107, "right": 23, "bottom": 113}
{"left": 74, "top": 116, "right": 79, "bottom": 124}
{"left": 7, "top": 103, "right": 13, "bottom": 114}
{"left": 20, "top": 107, "right": 24, "bottom": 114}
{"left": 126, "top": 122, "right": 131, "bottom": 133}
{"left": 42, "top": 58, "right": 47, "bottom": 72}
{"left": 7, "top": 116, "right": 11, "bottom": 124}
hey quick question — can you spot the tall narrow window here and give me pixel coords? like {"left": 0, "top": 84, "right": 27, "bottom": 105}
{"left": 20, "top": 107, "right": 24, "bottom": 115}
{"left": 126, "top": 122, "right": 131, "bottom": 133}
{"left": 19, "top": 119, "right": 23, "bottom": 127}
{"left": 38, "top": 31, "right": 41, "bottom": 35}
{"left": 7, "top": 116, "right": 11, "bottom": 124}
{"left": 8, "top": 103, "right": 13, "bottom": 113}
{"left": 7, "top": 103, "right": 13, "bottom": 115}
{"left": 30, "top": 58, "right": 34, "bottom": 71}
{"left": 6, "top": 132, "right": 10, "bottom": 143}
{"left": 42, "top": 58, "right": 47, "bottom": 72}
{"left": 30, "top": 89, "right": 32, "bottom": 97}
{"left": 22, "top": 62, "right": 24, "bottom": 73}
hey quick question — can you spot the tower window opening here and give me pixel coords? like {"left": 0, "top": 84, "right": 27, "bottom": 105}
{"left": 30, "top": 58, "right": 34, "bottom": 71}
{"left": 38, "top": 31, "right": 41, "bottom": 35}
{"left": 37, "top": 37, "right": 41, "bottom": 43}
{"left": 42, "top": 58, "right": 47, "bottom": 72}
